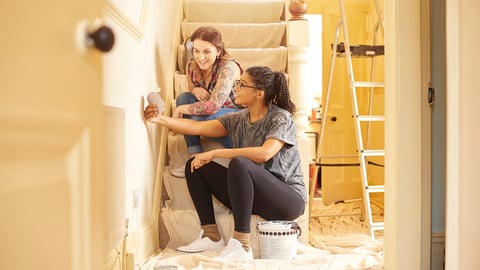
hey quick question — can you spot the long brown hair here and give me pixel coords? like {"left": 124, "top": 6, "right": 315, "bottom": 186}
{"left": 188, "top": 26, "right": 234, "bottom": 64}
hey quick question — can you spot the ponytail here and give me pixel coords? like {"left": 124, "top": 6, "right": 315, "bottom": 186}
{"left": 245, "top": 66, "right": 296, "bottom": 114}
{"left": 272, "top": 71, "right": 296, "bottom": 114}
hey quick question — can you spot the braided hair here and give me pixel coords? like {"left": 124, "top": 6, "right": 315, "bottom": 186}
{"left": 245, "top": 66, "right": 296, "bottom": 114}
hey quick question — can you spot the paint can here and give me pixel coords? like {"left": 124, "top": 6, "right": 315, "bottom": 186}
{"left": 257, "top": 220, "right": 301, "bottom": 260}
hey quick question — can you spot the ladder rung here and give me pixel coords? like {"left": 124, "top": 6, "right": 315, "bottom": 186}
{"left": 336, "top": 52, "right": 382, "bottom": 58}
{"left": 366, "top": 185, "right": 385, "bottom": 192}
{"left": 352, "top": 81, "right": 385, "bottom": 88}
{"left": 318, "top": 154, "right": 358, "bottom": 159}
{"left": 371, "top": 222, "right": 385, "bottom": 230}
{"left": 357, "top": 115, "right": 385, "bottom": 121}
{"left": 361, "top": 150, "right": 385, "bottom": 156}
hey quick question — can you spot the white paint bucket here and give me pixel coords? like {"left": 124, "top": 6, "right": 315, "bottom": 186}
{"left": 257, "top": 221, "right": 301, "bottom": 260}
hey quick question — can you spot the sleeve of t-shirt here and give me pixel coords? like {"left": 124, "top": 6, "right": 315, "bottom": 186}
{"left": 265, "top": 111, "right": 297, "bottom": 146}
{"left": 217, "top": 110, "right": 243, "bottom": 134}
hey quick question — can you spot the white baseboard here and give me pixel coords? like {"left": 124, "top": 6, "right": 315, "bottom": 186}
{"left": 104, "top": 240, "right": 123, "bottom": 270}
{"left": 133, "top": 221, "right": 160, "bottom": 268}
{"left": 104, "top": 221, "right": 159, "bottom": 270}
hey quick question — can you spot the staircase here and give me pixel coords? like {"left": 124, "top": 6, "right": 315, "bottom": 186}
{"left": 175, "top": 1, "right": 289, "bottom": 95}
{"left": 159, "top": 0, "right": 312, "bottom": 259}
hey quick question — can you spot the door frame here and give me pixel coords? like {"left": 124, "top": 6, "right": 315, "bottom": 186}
{"left": 384, "top": 0, "right": 431, "bottom": 269}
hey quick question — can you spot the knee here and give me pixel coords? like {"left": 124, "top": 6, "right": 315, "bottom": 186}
{"left": 229, "top": 156, "right": 250, "bottom": 170}
{"left": 184, "top": 157, "right": 195, "bottom": 177}
{"left": 185, "top": 156, "right": 194, "bottom": 167}
{"left": 176, "top": 92, "right": 196, "bottom": 106}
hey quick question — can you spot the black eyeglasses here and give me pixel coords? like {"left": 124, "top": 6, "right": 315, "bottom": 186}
{"left": 234, "top": 80, "right": 256, "bottom": 90}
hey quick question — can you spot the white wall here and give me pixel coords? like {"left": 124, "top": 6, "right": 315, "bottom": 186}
{"left": 102, "top": 0, "right": 183, "bottom": 266}
{"left": 304, "top": 14, "right": 323, "bottom": 109}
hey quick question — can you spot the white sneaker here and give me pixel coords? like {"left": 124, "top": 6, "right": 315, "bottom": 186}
{"left": 170, "top": 167, "right": 185, "bottom": 178}
{"left": 176, "top": 230, "right": 224, "bottom": 253}
{"left": 215, "top": 238, "right": 253, "bottom": 261}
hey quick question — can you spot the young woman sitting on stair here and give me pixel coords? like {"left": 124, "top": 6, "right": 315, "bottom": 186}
{"left": 171, "top": 26, "right": 243, "bottom": 177}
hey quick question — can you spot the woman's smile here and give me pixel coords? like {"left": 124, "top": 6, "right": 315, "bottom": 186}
{"left": 193, "top": 39, "right": 218, "bottom": 70}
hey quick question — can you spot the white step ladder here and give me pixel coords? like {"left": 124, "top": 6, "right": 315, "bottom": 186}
{"left": 318, "top": 0, "right": 385, "bottom": 238}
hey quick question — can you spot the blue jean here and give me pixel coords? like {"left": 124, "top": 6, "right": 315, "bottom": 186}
{"left": 176, "top": 92, "right": 239, "bottom": 153}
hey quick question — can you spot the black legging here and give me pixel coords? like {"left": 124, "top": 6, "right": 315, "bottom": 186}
{"left": 184, "top": 156, "right": 305, "bottom": 233}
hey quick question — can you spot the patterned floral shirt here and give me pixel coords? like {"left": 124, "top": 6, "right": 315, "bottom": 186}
{"left": 186, "top": 59, "right": 243, "bottom": 114}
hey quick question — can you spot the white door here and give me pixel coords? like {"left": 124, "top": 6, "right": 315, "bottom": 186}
{"left": 0, "top": 1, "right": 106, "bottom": 270}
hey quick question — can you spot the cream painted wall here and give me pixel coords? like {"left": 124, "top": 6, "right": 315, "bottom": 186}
{"left": 102, "top": 0, "right": 183, "bottom": 266}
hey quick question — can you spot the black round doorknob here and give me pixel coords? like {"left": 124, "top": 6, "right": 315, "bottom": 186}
{"left": 88, "top": 25, "right": 115, "bottom": 52}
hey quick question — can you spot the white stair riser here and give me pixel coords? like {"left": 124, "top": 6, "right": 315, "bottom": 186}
{"left": 182, "top": 22, "right": 286, "bottom": 48}
{"left": 184, "top": 0, "right": 285, "bottom": 23}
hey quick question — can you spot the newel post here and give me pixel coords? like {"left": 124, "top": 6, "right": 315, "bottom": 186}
{"left": 288, "top": 0, "right": 307, "bottom": 21}
{"left": 286, "top": 0, "right": 310, "bottom": 244}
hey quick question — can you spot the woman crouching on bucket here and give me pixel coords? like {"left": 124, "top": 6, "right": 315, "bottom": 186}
{"left": 144, "top": 66, "right": 307, "bottom": 261}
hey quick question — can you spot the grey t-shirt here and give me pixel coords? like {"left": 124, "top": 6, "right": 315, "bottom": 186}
{"left": 217, "top": 105, "right": 307, "bottom": 203}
